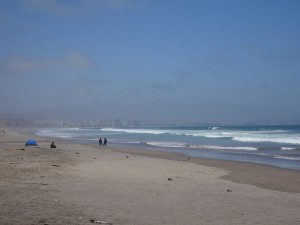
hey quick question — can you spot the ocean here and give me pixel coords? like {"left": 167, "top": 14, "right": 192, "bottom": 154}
{"left": 35, "top": 125, "right": 300, "bottom": 171}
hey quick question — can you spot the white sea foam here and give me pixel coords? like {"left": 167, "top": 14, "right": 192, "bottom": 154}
{"left": 281, "top": 147, "right": 296, "bottom": 150}
{"left": 204, "top": 134, "right": 226, "bottom": 138}
{"left": 101, "top": 128, "right": 167, "bottom": 135}
{"left": 146, "top": 141, "right": 187, "bottom": 148}
{"left": 61, "top": 128, "right": 80, "bottom": 131}
{"left": 256, "top": 129, "right": 288, "bottom": 133}
{"left": 189, "top": 145, "right": 257, "bottom": 151}
{"left": 118, "top": 140, "right": 258, "bottom": 151}
{"left": 208, "top": 126, "right": 219, "bottom": 130}
{"left": 273, "top": 155, "right": 300, "bottom": 161}
{"left": 243, "top": 152, "right": 269, "bottom": 156}
{"left": 233, "top": 137, "right": 300, "bottom": 145}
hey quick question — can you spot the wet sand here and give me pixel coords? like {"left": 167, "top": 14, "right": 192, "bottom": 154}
{"left": 1, "top": 130, "right": 300, "bottom": 225}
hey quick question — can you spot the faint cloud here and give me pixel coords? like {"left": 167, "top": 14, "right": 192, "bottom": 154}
{"left": 145, "top": 82, "right": 173, "bottom": 92}
{"left": 63, "top": 52, "right": 95, "bottom": 69}
{"left": 0, "top": 51, "right": 95, "bottom": 75}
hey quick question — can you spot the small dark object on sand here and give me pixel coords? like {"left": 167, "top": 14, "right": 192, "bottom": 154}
{"left": 90, "top": 219, "right": 111, "bottom": 224}
{"left": 168, "top": 178, "right": 173, "bottom": 181}
{"left": 187, "top": 157, "right": 190, "bottom": 160}
{"left": 52, "top": 164, "right": 60, "bottom": 167}
{"left": 227, "top": 189, "right": 233, "bottom": 192}
{"left": 126, "top": 155, "right": 129, "bottom": 158}
{"left": 76, "top": 152, "right": 80, "bottom": 154}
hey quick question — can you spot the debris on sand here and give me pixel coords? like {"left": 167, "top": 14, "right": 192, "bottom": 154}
{"left": 90, "top": 219, "right": 112, "bottom": 224}
{"left": 51, "top": 164, "right": 60, "bottom": 167}
{"left": 7, "top": 148, "right": 25, "bottom": 151}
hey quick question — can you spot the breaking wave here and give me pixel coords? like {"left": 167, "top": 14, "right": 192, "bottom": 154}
{"left": 142, "top": 141, "right": 257, "bottom": 151}
{"left": 273, "top": 155, "right": 300, "bottom": 161}
{"left": 233, "top": 137, "right": 300, "bottom": 145}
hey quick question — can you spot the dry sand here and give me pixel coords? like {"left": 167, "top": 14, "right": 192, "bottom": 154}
{"left": 1, "top": 129, "right": 300, "bottom": 225}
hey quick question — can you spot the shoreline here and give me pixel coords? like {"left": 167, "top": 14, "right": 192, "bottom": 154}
{"left": 1, "top": 130, "right": 300, "bottom": 224}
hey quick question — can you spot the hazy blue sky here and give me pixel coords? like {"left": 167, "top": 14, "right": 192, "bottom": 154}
{"left": 0, "top": 0, "right": 300, "bottom": 123}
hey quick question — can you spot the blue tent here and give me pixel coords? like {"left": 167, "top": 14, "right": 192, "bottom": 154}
{"left": 25, "top": 139, "right": 38, "bottom": 146}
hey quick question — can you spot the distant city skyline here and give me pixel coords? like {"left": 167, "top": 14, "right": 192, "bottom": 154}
{"left": 1, "top": 0, "right": 299, "bottom": 123}
{"left": 1, "top": 116, "right": 299, "bottom": 129}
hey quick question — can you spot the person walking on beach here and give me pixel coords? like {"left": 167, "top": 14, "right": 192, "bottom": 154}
{"left": 99, "top": 137, "right": 102, "bottom": 146}
{"left": 103, "top": 137, "right": 107, "bottom": 146}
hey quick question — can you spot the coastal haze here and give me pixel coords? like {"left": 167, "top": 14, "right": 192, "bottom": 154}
{"left": 1, "top": 0, "right": 300, "bottom": 124}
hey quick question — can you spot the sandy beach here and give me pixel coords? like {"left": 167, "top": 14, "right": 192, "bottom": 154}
{"left": 1, "top": 130, "right": 300, "bottom": 225}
